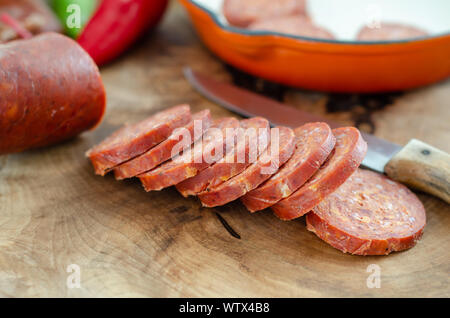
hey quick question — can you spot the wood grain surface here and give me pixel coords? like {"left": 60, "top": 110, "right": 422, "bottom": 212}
{"left": 0, "top": 2, "right": 449, "bottom": 297}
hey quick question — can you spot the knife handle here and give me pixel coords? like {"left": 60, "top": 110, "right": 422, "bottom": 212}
{"left": 385, "top": 139, "right": 450, "bottom": 204}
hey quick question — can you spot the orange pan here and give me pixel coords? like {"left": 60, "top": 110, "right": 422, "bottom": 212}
{"left": 180, "top": 0, "right": 450, "bottom": 93}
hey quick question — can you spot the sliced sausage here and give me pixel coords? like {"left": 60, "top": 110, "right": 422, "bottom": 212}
{"left": 306, "top": 169, "right": 426, "bottom": 255}
{"left": 357, "top": 23, "right": 428, "bottom": 41}
{"left": 242, "top": 122, "right": 336, "bottom": 212}
{"left": 114, "top": 110, "right": 212, "bottom": 180}
{"left": 223, "top": 0, "right": 307, "bottom": 28}
{"left": 0, "top": 33, "right": 105, "bottom": 155}
{"left": 198, "top": 126, "right": 296, "bottom": 207}
{"left": 139, "top": 117, "right": 240, "bottom": 191}
{"left": 0, "top": 0, "right": 61, "bottom": 42}
{"left": 248, "top": 15, "right": 335, "bottom": 39}
{"left": 272, "top": 127, "right": 367, "bottom": 220}
{"left": 176, "top": 117, "right": 270, "bottom": 197}
{"left": 86, "top": 105, "right": 191, "bottom": 176}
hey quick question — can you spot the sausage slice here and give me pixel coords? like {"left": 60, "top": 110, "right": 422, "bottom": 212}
{"left": 248, "top": 15, "right": 335, "bottom": 39}
{"left": 198, "top": 126, "right": 296, "bottom": 207}
{"left": 176, "top": 117, "right": 270, "bottom": 197}
{"left": 241, "top": 123, "right": 336, "bottom": 212}
{"left": 86, "top": 105, "right": 191, "bottom": 176}
{"left": 223, "top": 0, "right": 307, "bottom": 28}
{"left": 272, "top": 127, "right": 367, "bottom": 220}
{"left": 357, "top": 23, "right": 428, "bottom": 41}
{"left": 139, "top": 117, "right": 240, "bottom": 191}
{"left": 114, "top": 110, "right": 212, "bottom": 180}
{"left": 306, "top": 169, "right": 426, "bottom": 255}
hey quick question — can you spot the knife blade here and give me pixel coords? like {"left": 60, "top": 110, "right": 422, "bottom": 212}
{"left": 184, "top": 67, "right": 450, "bottom": 203}
{"left": 184, "top": 67, "right": 400, "bottom": 173}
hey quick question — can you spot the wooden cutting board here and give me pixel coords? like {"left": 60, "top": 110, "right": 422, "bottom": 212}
{"left": 0, "top": 3, "right": 449, "bottom": 297}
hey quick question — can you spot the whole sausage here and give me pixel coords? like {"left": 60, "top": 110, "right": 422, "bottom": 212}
{"left": 306, "top": 169, "right": 426, "bottom": 255}
{"left": 223, "top": 0, "right": 307, "bottom": 28}
{"left": 272, "top": 127, "right": 367, "bottom": 220}
{"left": 86, "top": 104, "right": 191, "bottom": 176}
{"left": 198, "top": 126, "right": 296, "bottom": 208}
{"left": 248, "top": 15, "right": 335, "bottom": 39}
{"left": 357, "top": 23, "right": 428, "bottom": 41}
{"left": 114, "top": 110, "right": 212, "bottom": 180}
{"left": 139, "top": 117, "right": 240, "bottom": 191}
{"left": 0, "top": 32, "right": 105, "bottom": 155}
{"left": 241, "top": 122, "right": 335, "bottom": 212}
{"left": 175, "top": 117, "right": 270, "bottom": 197}
{"left": 0, "top": 0, "right": 61, "bottom": 42}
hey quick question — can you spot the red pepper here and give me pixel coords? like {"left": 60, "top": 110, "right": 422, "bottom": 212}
{"left": 77, "top": 0, "right": 168, "bottom": 66}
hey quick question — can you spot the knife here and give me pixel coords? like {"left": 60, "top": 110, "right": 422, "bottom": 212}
{"left": 184, "top": 68, "right": 450, "bottom": 204}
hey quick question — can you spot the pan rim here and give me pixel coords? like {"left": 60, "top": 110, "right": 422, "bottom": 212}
{"left": 187, "top": 0, "right": 450, "bottom": 45}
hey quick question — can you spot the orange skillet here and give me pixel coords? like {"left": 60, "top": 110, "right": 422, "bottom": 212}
{"left": 180, "top": 0, "right": 450, "bottom": 93}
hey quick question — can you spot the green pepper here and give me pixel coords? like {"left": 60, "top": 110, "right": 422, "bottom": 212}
{"left": 50, "top": 0, "right": 98, "bottom": 39}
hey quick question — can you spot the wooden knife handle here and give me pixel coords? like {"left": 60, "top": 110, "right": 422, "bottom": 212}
{"left": 385, "top": 139, "right": 450, "bottom": 204}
